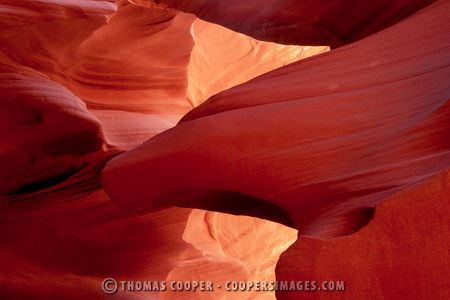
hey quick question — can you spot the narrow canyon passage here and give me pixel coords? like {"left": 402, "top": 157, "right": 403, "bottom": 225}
{"left": 1, "top": 0, "right": 449, "bottom": 299}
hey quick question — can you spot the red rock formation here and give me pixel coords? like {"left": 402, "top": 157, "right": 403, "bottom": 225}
{"left": 276, "top": 170, "right": 450, "bottom": 299}
{"left": 1, "top": 0, "right": 325, "bottom": 150}
{"left": 1, "top": 0, "right": 449, "bottom": 299}
{"left": 103, "top": 0, "right": 450, "bottom": 298}
{"left": 0, "top": 1, "right": 320, "bottom": 299}
{"left": 133, "top": 0, "right": 436, "bottom": 46}
{"left": 0, "top": 66, "right": 105, "bottom": 196}
{"left": 103, "top": 0, "right": 450, "bottom": 238}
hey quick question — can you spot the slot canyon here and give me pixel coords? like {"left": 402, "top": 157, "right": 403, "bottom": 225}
{"left": 0, "top": 0, "right": 449, "bottom": 299}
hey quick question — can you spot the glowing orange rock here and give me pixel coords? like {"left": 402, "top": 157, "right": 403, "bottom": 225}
{"left": 187, "top": 19, "right": 328, "bottom": 106}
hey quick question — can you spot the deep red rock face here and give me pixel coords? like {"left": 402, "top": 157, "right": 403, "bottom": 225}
{"left": 1, "top": 0, "right": 449, "bottom": 299}
{"left": 132, "top": 0, "right": 437, "bottom": 46}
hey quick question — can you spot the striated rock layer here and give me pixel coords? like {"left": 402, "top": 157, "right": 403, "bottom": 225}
{"left": 0, "top": 0, "right": 327, "bottom": 150}
{"left": 103, "top": 0, "right": 450, "bottom": 298}
{"left": 1, "top": 0, "right": 449, "bottom": 299}
{"left": 103, "top": 0, "right": 450, "bottom": 238}
{"left": 0, "top": 0, "right": 318, "bottom": 299}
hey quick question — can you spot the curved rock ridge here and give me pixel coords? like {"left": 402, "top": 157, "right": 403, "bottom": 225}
{"left": 0, "top": 0, "right": 327, "bottom": 149}
{"left": 133, "top": 0, "right": 436, "bottom": 47}
{"left": 0, "top": 0, "right": 193, "bottom": 149}
{"left": 65, "top": 2, "right": 326, "bottom": 148}
{"left": 0, "top": 0, "right": 116, "bottom": 26}
{"left": 1, "top": 0, "right": 449, "bottom": 299}
{"left": 103, "top": 0, "right": 450, "bottom": 239}
{"left": 0, "top": 1, "right": 326, "bottom": 299}
{"left": 0, "top": 66, "right": 105, "bottom": 196}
